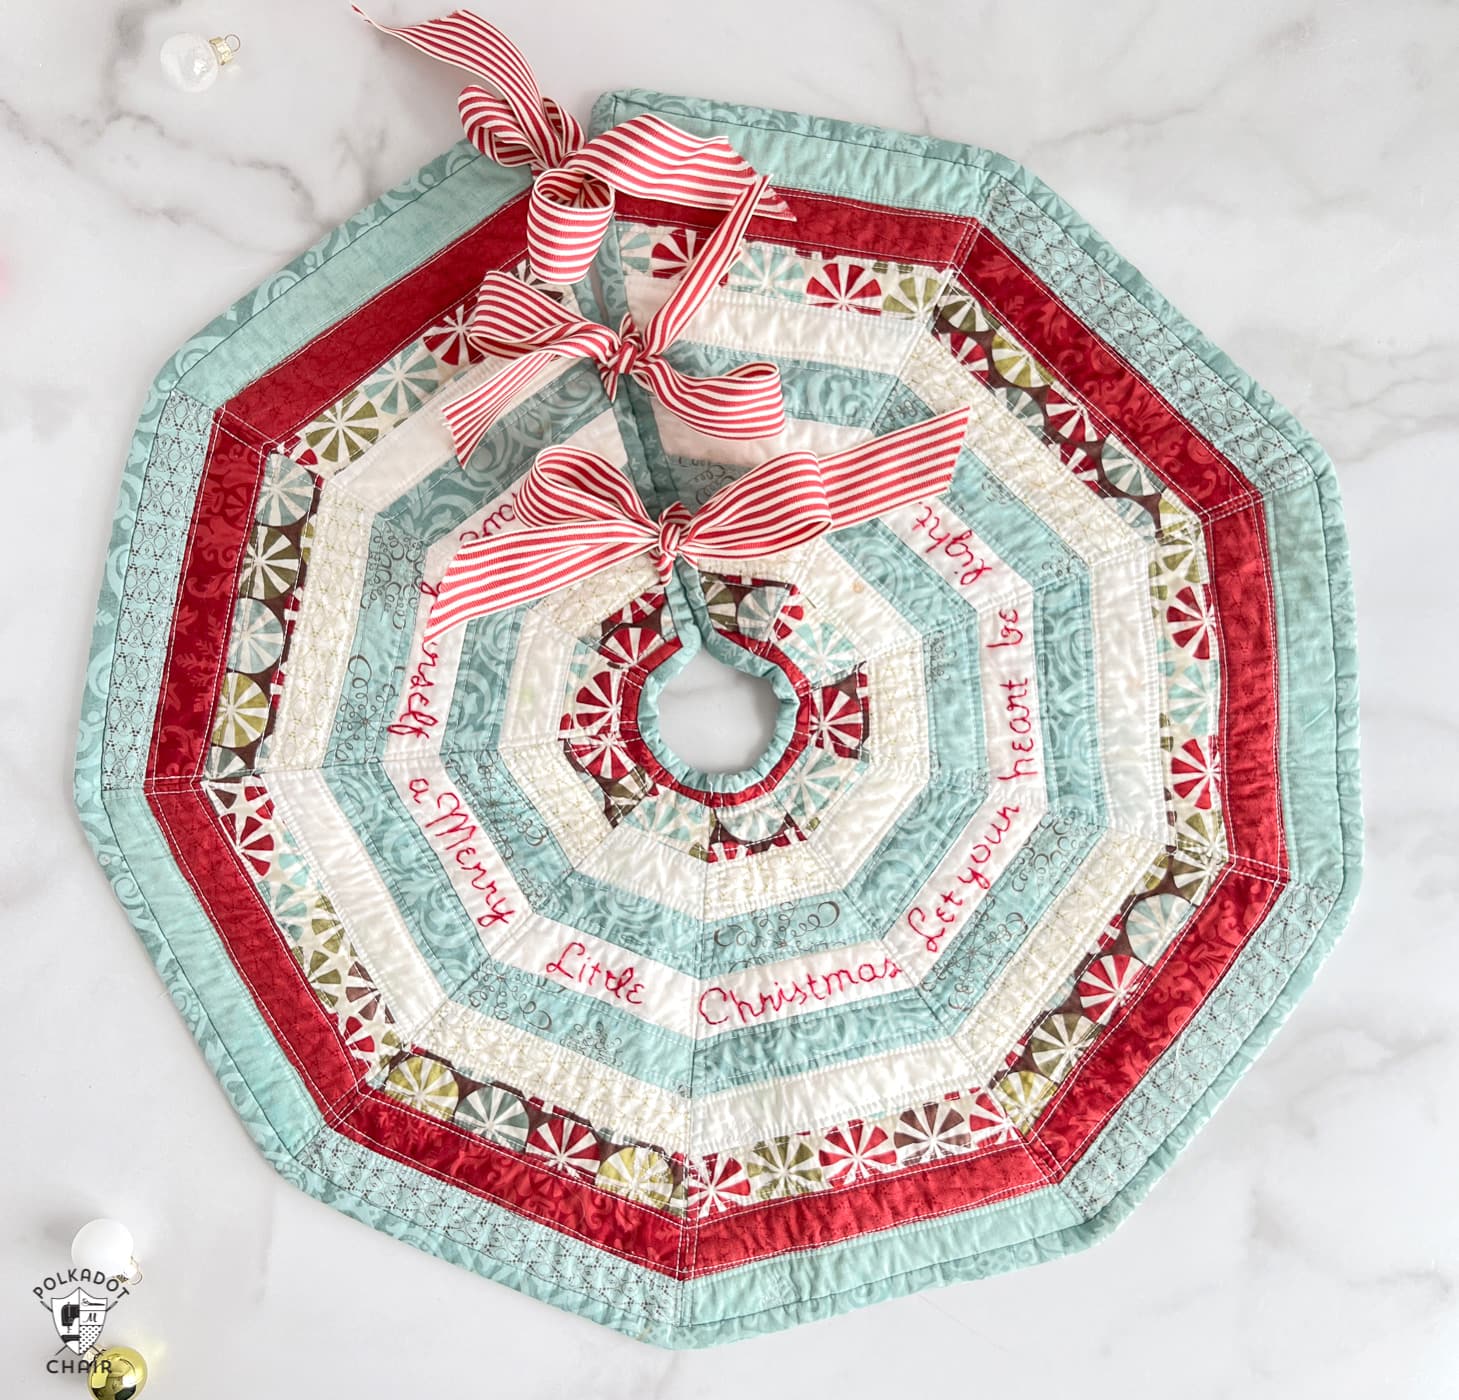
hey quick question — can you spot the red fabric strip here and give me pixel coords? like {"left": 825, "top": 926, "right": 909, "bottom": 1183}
{"left": 1033, "top": 870, "right": 1279, "bottom": 1166}
{"left": 691, "top": 1141, "right": 1044, "bottom": 1274}
{"left": 227, "top": 195, "right": 529, "bottom": 440}
{"left": 147, "top": 196, "right": 528, "bottom": 781}
{"left": 952, "top": 229, "right": 1289, "bottom": 1166}
{"left": 342, "top": 1091, "right": 686, "bottom": 1271}
{"left": 140, "top": 181, "right": 1292, "bottom": 1277}
{"left": 619, "top": 636, "right": 814, "bottom": 810}
{"left": 148, "top": 783, "right": 361, "bottom": 1102}
{"left": 615, "top": 188, "right": 977, "bottom": 270}
{"left": 959, "top": 235, "right": 1259, "bottom": 517}
{"left": 952, "top": 230, "right": 1286, "bottom": 869}
{"left": 148, "top": 422, "right": 269, "bottom": 780}
{"left": 149, "top": 786, "right": 689, "bottom": 1272}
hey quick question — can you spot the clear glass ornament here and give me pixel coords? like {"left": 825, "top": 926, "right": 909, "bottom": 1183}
{"left": 159, "top": 32, "right": 240, "bottom": 93}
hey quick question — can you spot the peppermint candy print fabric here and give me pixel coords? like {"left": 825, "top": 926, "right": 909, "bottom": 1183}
{"left": 74, "top": 86, "right": 1361, "bottom": 1347}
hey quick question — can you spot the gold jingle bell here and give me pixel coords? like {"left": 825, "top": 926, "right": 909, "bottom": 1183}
{"left": 87, "top": 1346, "right": 148, "bottom": 1399}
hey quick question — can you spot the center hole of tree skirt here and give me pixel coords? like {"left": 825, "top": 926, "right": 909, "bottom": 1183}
{"left": 656, "top": 650, "right": 780, "bottom": 775}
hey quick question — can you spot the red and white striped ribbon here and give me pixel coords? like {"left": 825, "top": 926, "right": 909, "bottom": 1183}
{"left": 425, "top": 408, "right": 971, "bottom": 640}
{"left": 356, "top": 7, "right": 791, "bottom": 282}
{"left": 443, "top": 176, "right": 785, "bottom": 463}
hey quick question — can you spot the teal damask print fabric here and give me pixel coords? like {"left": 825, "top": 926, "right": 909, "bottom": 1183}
{"left": 75, "top": 41, "right": 1360, "bottom": 1346}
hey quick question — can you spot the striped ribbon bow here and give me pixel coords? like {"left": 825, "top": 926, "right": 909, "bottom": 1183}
{"left": 356, "top": 7, "right": 792, "bottom": 283}
{"left": 425, "top": 408, "right": 971, "bottom": 641}
{"left": 443, "top": 176, "right": 784, "bottom": 463}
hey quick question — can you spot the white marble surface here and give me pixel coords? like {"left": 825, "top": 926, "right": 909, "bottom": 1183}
{"left": 2, "top": 0, "right": 1455, "bottom": 1394}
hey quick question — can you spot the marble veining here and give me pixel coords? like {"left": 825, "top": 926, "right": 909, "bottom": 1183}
{"left": 1, "top": 1, "right": 1454, "bottom": 1394}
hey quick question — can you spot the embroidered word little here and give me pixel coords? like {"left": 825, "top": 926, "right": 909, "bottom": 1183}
{"left": 545, "top": 940, "right": 646, "bottom": 1005}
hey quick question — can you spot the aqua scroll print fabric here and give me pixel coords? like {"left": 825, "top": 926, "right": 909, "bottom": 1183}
{"left": 74, "top": 79, "right": 1361, "bottom": 1346}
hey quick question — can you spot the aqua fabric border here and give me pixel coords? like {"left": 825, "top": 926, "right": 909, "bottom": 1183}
{"left": 74, "top": 82, "right": 1361, "bottom": 1348}
{"left": 175, "top": 151, "right": 519, "bottom": 410}
{"left": 579, "top": 88, "right": 1363, "bottom": 1343}
{"left": 72, "top": 143, "right": 701, "bottom": 1338}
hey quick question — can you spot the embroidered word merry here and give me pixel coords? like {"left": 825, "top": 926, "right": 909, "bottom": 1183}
{"left": 910, "top": 502, "right": 993, "bottom": 587}
{"left": 996, "top": 677, "right": 1038, "bottom": 783}
{"left": 697, "top": 956, "right": 902, "bottom": 1027}
{"left": 405, "top": 776, "right": 515, "bottom": 928}
{"left": 545, "top": 941, "right": 646, "bottom": 1005}
{"left": 906, "top": 804, "right": 1021, "bottom": 954}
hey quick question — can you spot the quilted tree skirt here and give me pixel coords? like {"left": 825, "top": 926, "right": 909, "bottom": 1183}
{"left": 75, "top": 87, "right": 1361, "bottom": 1345}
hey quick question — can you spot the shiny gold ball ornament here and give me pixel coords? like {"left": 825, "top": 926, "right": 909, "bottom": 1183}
{"left": 86, "top": 1347, "right": 148, "bottom": 1399}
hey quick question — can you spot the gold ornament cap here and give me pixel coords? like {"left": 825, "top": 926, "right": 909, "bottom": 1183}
{"left": 208, "top": 34, "right": 241, "bottom": 66}
{"left": 87, "top": 1346, "right": 148, "bottom": 1400}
